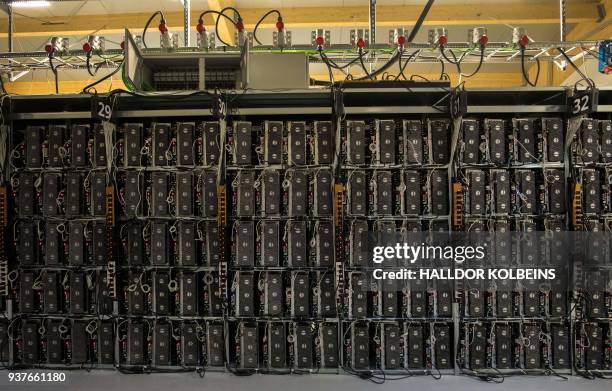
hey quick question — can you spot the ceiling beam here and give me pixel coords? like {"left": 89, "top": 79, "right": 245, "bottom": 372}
{"left": 0, "top": 2, "right": 601, "bottom": 38}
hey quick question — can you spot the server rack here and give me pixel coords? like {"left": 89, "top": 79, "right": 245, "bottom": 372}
{"left": 453, "top": 113, "right": 572, "bottom": 376}
{"left": 1, "top": 87, "right": 610, "bottom": 377}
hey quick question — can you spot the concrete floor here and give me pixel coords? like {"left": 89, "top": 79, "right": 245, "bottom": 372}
{"left": 1, "top": 371, "right": 610, "bottom": 391}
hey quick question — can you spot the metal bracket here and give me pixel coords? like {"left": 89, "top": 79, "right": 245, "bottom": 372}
{"left": 311, "top": 29, "right": 330, "bottom": 47}
{"left": 388, "top": 28, "right": 407, "bottom": 45}
{"left": 51, "top": 37, "right": 69, "bottom": 55}
{"left": 160, "top": 32, "right": 179, "bottom": 51}
{"left": 350, "top": 29, "right": 370, "bottom": 47}
{"left": 236, "top": 31, "right": 253, "bottom": 48}
{"left": 273, "top": 30, "right": 292, "bottom": 49}
{"left": 197, "top": 31, "right": 216, "bottom": 51}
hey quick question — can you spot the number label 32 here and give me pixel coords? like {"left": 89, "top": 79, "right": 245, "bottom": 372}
{"left": 568, "top": 89, "right": 598, "bottom": 116}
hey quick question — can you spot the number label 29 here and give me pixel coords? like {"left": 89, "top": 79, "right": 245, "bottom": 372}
{"left": 92, "top": 96, "right": 114, "bottom": 121}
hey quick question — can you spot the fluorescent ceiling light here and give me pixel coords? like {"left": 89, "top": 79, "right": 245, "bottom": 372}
{"left": 9, "top": 1, "right": 51, "bottom": 8}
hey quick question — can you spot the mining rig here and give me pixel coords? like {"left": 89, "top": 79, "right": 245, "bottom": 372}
{"left": 0, "top": 87, "right": 610, "bottom": 379}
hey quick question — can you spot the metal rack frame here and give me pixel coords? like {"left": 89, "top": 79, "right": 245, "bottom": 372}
{"left": 0, "top": 41, "right": 602, "bottom": 75}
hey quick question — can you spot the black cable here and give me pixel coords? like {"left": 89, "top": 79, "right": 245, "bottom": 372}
{"left": 198, "top": 9, "right": 234, "bottom": 25}
{"left": 557, "top": 47, "right": 595, "bottom": 89}
{"left": 258, "top": 368, "right": 292, "bottom": 375}
{"left": 424, "top": 359, "right": 443, "bottom": 380}
{"left": 341, "top": 366, "right": 385, "bottom": 384}
{"left": 142, "top": 11, "right": 165, "bottom": 49}
{"left": 200, "top": 11, "right": 238, "bottom": 47}
{"left": 440, "top": 47, "right": 459, "bottom": 65}
{"left": 114, "top": 365, "right": 148, "bottom": 375}
{"left": 310, "top": 78, "right": 331, "bottom": 86}
{"left": 593, "top": 371, "right": 612, "bottom": 380}
{"left": 352, "top": 50, "right": 401, "bottom": 81}
{"left": 101, "top": 88, "right": 214, "bottom": 101}
{"left": 410, "top": 74, "right": 432, "bottom": 82}
{"left": 545, "top": 367, "right": 568, "bottom": 380}
{"left": 318, "top": 50, "right": 335, "bottom": 85}
{"left": 83, "top": 87, "right": 216, "bottom": 114}
{"left": 218, "top": 6, "right": 242, "bottom": 20}
{"left": 460, "top": 44, "right": 485, "bottom": 78}
{"left": 317, "top": 48, "right": 348, "bottom": 126}
{"left": 396, "top": 50, "right": 419, "bottom": 80}
{"left": 320, "top": 49, "right": 370, "bottom": 86}
{"left": 372, "top": 370, "right": 415, "bottom": 381}
{"left": 574, "top": 366, "right": 595, "bottom": 380}
{"left": 406, "top": 0, "right": 436, "bottom": 43}
{"left": 429, "top": 366, "right": 442, "bottom": 380}
{"left": 439, "top": 59, "right": 447, "bottom": 80}
{"left": 314, "top": 52, "right": 361, "bottom": 71}
{"left": 324, "top": 53, "right": 353, "bottom": 69}
{"left": 48, "top": 55, "right": 59, "bottom": 94}
{"left": 358, "top": 49, "right": 373, "bottom": 80}
{"left": 215, "top": 7, "right": 243, "bottom": 47}
{"left": 489, "top": 367, "right": 507, "bottom": 383}
{"left": 520, "top": 47, "right": 540, "bottom": 87}
{"left": 397, "top": 50, "right": 406, "bottom": 80}
{"left": 460, "top": 367, "right": 505, "bottom": 383}
{"left": 86, "top": 52, "right": 95, "bottom": 76}
{"left": 217, "top": 15, "right": 240, "bottom": 47}
{"left": 440, "top": 47, "right": 463, "bottom": 74}
{"left": 225, "top": 363, "right": 255, "bottom": 376}
{"left": 86, "top": 52, "right": 105, "bottom": 77}
{"left": 253, "top": 9, "right": 281, "bottom": 46}
{"left": 82, "top": 59, "right": 124, "bottom": 94}
{"left": 198, "top": 9, "right": 238, "bottom": 49}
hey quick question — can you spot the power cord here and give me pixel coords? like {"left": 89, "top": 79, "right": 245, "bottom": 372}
{"left": 440, "top": 46, "right": 463, "bottom": 74}
{"left": 215, "top": 7, "right": 243, "bottom": 47}
{"left": 352, "top": 49, "right": 402, "bottom": 81}
{"left": 253, "top": 9, "right": 282, "bottom": 46}
{"left": 317, "top": 49, "right": 336, "bottom": 84}
{"left": 439, "top": 59, "right": 450, "bottom": 80}
{"left": 520, "top": 47, "right": 540, "bottom": 87}
{"left": 460, "top": 367, "right": 505, "bottom": 383}
{"left": 82, "top": 59, "right": 124, "bottom": 94}
{"left": 556, "top": 47, "right": 595, "bottom": 89}
{"left": 395, "top": 49, "right": 419, "bottom": 80}
{"left": 142, "top": 11, "right": 166, "bottom": 49}
{"left": 461, "top": 44, "right": 485, "bottom": 78}
{"left": 85, "top": 52, "right": 107, "bottom": 77}
{"left": 48, "top": 55, "right": 61, "bottom": 94}
{"left": 358, "top": 49, "right": 373, "bottom": 80}
{"left": 198, "top": 10, "right": 238, "bottom": 47}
